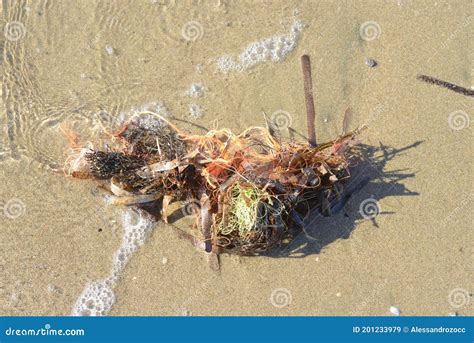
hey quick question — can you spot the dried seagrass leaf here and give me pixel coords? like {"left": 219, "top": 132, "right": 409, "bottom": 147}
{"left": 200, "top": 194, "right": 213, "bottom": 253}
{"left": 161, "top": 194, "right": 173, "bottom": 224}
{"left": 110, "top": 193, "right": 162, "bottom": 206}
{"left": 137, "top": 160, "right": 182, "bottom": 178}
{"left": 206, "top": 252, "right": 220, "bottom": 272}
{"left": 110, "top": 177, "right": 134, "bottom": 196}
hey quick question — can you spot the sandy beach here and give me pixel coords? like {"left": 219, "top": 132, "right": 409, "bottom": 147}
{"left": 0, "top": 0, "right": 472, "bottom": 316}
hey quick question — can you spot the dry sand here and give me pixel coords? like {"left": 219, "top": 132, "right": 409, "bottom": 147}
{"left": 0, "top": 0, "right": 472, "bottom": 316}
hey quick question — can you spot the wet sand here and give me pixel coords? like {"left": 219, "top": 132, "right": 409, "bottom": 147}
{"left": 0, "top": 0, "right": 472, "bottom": 316}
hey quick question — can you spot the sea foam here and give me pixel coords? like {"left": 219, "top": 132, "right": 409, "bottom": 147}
{"left": 215, "top": 20, "right": 304, "bottom": 73}
{"left": 115, "top": 101, "right": 169, "bottom": 125}
{"left": 72, "top": 208, "right": 154, "bottom": 316}
{"left": 184, "top": 83, "right": 206, "bottom": 97}
{"left": 188, "top": 103, "right": 204, "bottom": 119}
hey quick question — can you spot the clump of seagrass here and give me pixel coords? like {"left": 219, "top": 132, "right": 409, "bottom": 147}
{"left": 63, "top": 55, "right": 366, "bottom": 258}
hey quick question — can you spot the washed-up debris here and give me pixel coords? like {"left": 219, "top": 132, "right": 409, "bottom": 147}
{"left": 63, "top": 55, "right": 366, "bottom": 259}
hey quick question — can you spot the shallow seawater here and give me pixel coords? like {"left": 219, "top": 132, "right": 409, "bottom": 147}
{"left": 0, "top": 0, "right": 472, "bottom": 316}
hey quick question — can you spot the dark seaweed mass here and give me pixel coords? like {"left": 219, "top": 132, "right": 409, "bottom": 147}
{"left": 85, "top": 151, "right": 145, "bottom": 179}
{"left": 119, "top": 122, "right": 187, "bottom": 160}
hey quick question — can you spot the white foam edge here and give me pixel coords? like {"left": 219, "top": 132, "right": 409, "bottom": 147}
{"left": 215, "top": 19, "right": 305, "bottom": 73}
{"left": 72, "top": 208, "right": 155, "bottom": 316}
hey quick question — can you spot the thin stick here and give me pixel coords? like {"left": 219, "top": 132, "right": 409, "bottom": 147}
{"left": 301, "top": 55, "right": 317, "bottom": 146}
{"left": 417, "top": 74, "right": 474, "bottom": 97}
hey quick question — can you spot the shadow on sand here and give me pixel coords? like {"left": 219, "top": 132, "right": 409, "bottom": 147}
{"left": 274, "top": 140, "right": 422, "bottom": 258}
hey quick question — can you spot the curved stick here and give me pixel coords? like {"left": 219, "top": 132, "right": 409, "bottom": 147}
{"left": 301, "top": 55, "right": 317, "bottom": 146}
